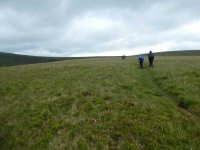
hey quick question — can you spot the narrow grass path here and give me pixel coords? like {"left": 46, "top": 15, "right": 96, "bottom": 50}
{"left": 143, "top": 63, "right": 200, "bottom": 122}
{"left": 125, "top": 61, "right": 200, "bottom": 149}
{"left": 151, "top": 67, "right": 198, "bottom": 118}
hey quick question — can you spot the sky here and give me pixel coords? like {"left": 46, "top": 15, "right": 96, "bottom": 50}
{"left": 0, "top": 0, "right": 200, "bottom": 57}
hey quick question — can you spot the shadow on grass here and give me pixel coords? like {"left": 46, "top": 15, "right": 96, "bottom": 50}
{"left": 177, "top": 96, "right": 197, "bottom": 109}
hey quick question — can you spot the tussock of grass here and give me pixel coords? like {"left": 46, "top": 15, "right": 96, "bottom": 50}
{"left": 177, "top": 96, "right": 197, "bottom": 109}
{"left": 178, "top": 99, "right": 190, "bottom": 109}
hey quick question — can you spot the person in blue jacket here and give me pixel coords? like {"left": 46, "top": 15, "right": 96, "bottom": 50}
{"left": 138, "top": 54, "right": 144, "bottom": 68}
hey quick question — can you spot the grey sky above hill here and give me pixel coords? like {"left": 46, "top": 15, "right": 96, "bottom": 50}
{"left": 0, "top": 0, "right": 200, "bottom": 56}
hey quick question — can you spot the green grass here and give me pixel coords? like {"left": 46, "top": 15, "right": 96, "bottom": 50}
{"left": 0, "top": 56, "right": 200, "bottom": 149}
{"left": 151, "top": 56, "right": 200, "bottom": 115}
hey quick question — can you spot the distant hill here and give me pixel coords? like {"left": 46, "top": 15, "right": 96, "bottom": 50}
{"left": 0, "top": 52, "right": 116, "bottom": 67}
{"left": 154, "top": 50, "right": 200, "bottom": 56}
{"left": 0, "top": 52, "right": 73, "bottom": 67}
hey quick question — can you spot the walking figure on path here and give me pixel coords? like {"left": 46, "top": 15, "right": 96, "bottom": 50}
{"left": 148, "top": 50, "right": 154, "bottom": 67}
{"left": 138, "top": 54, "right": 144, "bottom": 69}
{"left": 122, "top": 55, "right": 126, "bottom": 59}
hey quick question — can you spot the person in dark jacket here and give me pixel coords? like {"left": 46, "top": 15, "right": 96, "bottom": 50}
{"left": 148, "top": 50, "right": 154, "bottom": 67}
{"left": 138, "top": 54, "right": 144, "bottom": 68}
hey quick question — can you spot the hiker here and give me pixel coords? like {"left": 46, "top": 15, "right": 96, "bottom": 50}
{"left": 138, "top": 54, "right": 144, "bottom": 68}
{"left": 122, "top": 55, "right": 126, "bottom": 59}
{"left": 148, "top": 50, "right": 154, "bottom": 67}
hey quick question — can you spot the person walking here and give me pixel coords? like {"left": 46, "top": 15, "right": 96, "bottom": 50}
{"left": 138, "top": 54, "right": 144, "bottom": 69}
{"left": 148, "top": 50, "right": 154, "bottom": 67}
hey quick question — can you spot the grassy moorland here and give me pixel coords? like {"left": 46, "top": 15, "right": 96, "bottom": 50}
{"left": 0, "top": 55, "right": 200, "bottom": 149}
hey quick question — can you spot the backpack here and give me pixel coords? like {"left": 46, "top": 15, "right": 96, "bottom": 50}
{"left": 138, "top": 55, "right": 144, "bottom": 61}
{"left": 149, "top": 53, "right": 154, "bottom": 59}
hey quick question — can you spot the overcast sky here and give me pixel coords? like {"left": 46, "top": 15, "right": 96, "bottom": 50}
{"left": 0, "top": 0, "right": 200, "bottom": 56}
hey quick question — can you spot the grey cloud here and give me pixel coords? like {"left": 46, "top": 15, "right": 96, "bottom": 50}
{"left": 0, "top": 0, "right": 200, "bottom": 56}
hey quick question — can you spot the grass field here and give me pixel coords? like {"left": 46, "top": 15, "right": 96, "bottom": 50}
{"left": 0, "top": 55, "right": 200, "bottom": 149}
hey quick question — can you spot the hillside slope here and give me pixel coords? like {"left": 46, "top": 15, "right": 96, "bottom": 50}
{"left": 155, "top": 50, "right": 200, "bottom": 56}
{"left": 0, "top": 56, "right": 200, "bottom": 149}
{"left": 0, "top": 52, "right": 70, "bottom": 67}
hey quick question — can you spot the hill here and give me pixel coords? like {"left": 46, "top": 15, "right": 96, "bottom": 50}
{"left": 154, "top": 50, "right": 200, "bottom": 56}
{"left": 0, "top": 52, "right": 114, "bottom": 67}
{"left": 0, "top": 52, "right": 71, "bottom": 67}
{"left": 0, "top": 55, "right": 200, "bottom": 149}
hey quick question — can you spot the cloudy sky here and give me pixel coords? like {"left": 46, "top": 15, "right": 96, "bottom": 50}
{"left": 0, "top": 0, "right": 200, "bottom": 57}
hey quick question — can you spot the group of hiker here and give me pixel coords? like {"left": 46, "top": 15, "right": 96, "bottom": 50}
{"left": 138, "top": 50, "right": 154, "bottom": 68}
{"left": 121, "top": 55, "right": 126, "bottom": 59}
{"left": 121, "top": 50, "right": 155, "bottom": 68}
